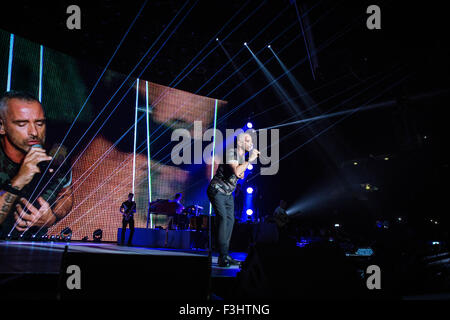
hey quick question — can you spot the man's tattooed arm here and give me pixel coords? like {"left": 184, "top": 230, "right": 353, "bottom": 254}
{"left": 0, "top": 191, "right": 19, "bottom": 224}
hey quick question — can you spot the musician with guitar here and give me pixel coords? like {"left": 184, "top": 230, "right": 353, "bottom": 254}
{"left": 119, "top": 193, "right": 136, "bottom": 246}
{"left": 273, "top": 200, "right": 289, "bottom": 230}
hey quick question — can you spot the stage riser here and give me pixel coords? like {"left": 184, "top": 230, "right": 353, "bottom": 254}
{"left": 117, "top": 228, "right": 208, "bottom": 249}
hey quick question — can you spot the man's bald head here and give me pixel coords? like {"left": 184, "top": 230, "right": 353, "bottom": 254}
{"left": 0, "top": 91, "right": 41, "bottom": 120}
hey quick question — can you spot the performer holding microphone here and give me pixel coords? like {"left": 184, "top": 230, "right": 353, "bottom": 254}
{"left": 0, "top": 91, "right": 73, "bottom": 239}
{"left": 207, "top": 132, "right": 259, "bottom": 267}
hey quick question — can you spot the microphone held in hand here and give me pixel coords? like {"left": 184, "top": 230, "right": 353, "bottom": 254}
{"left": 31, "top": 144, "right": 52, "bottom": 173}
{"left": 24, "top": 144, "right": 68, "bottom": 204}
{"left": 31, "top": 144, "right": 67, "bottom": 174}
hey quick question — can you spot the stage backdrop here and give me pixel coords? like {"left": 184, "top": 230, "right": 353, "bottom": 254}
{"left": 0, "top": 29, "right": 227, "bottom": 241}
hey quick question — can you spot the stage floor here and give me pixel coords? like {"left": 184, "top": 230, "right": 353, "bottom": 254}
{"left": 0, "top": 240, "right": 246, "bottom": 278}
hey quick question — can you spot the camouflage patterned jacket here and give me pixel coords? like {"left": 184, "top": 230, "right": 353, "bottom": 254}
{"left": 0, "top": 144, "right": 72, "bottom": 238}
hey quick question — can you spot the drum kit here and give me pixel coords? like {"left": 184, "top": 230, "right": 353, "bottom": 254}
{"left": 175, "top": 204, "right": 214, "bottom": 231}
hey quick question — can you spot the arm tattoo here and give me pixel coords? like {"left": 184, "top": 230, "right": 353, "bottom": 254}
{"left": 0, "top": 192, "right": 18, "bottom": 222}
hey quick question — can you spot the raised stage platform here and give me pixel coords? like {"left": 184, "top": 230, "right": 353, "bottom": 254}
{"left": 0, "top": 240, "right": 246, "bottom": 300}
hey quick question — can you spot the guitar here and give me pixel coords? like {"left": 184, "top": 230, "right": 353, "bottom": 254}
{"left": 274, "top": 212, "right": 290, "bottom": 229}
{"left": 121, "top": 201, "right": 136, "bottom": 221}
{"left": 274, "top": 210, "right": 302, "bottom": 228}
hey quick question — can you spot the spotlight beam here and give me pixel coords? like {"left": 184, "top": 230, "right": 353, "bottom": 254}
{"left": 268, "top": 45, "right": 315, "bottom": 109}
{"left": 293, "top": 0, "right": 316, "bottom": 80}
{"left": 218, "top": 4, "right": 370, "bottom": 122}
{"left": 247, "top": 75, "right": 412, "bottom": 183}
{"left": 253, "top": 70, "right": 385, "bottom": 138}
{"left": 247, "top": 69, "right": 404, "bottom": 178}
{"left": 219, "top": 2, "right": 338, "bottom": 102}
{"left": 204, "top": 5, "right": 289, "bottom": 92}
{"left": 258, "top": 80, "right": 449, "bottom": 132}
{"left": 245, "top": 44, "right": 303, "bottom": 119}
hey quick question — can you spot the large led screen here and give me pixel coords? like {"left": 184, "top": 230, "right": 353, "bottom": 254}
{"left": 0, "top": 29, "right": 227, "bottom": 241}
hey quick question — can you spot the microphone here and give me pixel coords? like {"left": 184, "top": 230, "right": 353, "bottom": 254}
{"left": 31, "top": 144, "right": 67, "bottom": 174}
{"left": 31, "top": 144, "right": 53, "bottom": 173}
{"left": 248, "top": 147, "right": 270, "bottom": 162}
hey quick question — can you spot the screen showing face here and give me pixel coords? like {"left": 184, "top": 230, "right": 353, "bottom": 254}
{"left": 0, "top": 29, "right": 227, "bottom": 241}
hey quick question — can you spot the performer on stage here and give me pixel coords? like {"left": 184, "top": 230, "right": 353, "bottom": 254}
{"left": 119, "top": 193, "right": 136, "bottom": 246}
{"left": 207, "top": 132, "right": 259, "bottom": 267}
{"left": 171, "top": 192, "right": 185, "bottom": 214}
{"left": 273, "top": 200, "right": 289, "bottom": 230}
{"left": 0, "top": 91, "right": 73, "bottom": 239}
{"left": 168, "top": 192, "right": 185, "bottom": 229}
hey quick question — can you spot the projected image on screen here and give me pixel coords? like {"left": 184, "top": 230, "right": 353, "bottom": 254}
{"left": 0, "top": 29, "right": 227, "bottom": 241}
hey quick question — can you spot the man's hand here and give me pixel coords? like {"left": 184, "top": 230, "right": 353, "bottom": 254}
{"left": 10, "top": 147, "right": 52, "bottom": 190}
{"left": 248, "top": 148, "right": 260, "bottom": 162}
{"left": 237, "top": 172, "right": 245, "bottom": 179}
{"left": 14, "top": 197, "right": 56, "bottom": 231}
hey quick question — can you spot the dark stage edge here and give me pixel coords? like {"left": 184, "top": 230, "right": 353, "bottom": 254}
{"left": 0, "top": 240, "right": 245, "bottom": 300}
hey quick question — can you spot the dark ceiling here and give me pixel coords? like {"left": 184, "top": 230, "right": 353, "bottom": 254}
{"left": 1, "top": 0, "right": 449, "bottom": 223}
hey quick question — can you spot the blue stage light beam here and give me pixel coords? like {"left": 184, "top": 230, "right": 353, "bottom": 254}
{"left": 209, "top": 99, "right": 219, "bottom": 216}
{"left": 39, "top": 45, "right": 44, "bottom": 101}
{"left": 7, "top": 34, "right": 14, "bottom": 91}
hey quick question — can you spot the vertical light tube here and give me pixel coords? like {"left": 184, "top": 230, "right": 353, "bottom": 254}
{"left": 7, "top": 34, "right": 14, "bottom": 91}
{"left": 132, "top": 79, "right": 139, "bottom": 195}
{"left": 38, "top": 45, "right": 44, "bottom": 101}
{"left": 146, "top": 80, "right": 153, "bottom": 228}
{"left": 209, "top": 99, "right": 219, "bottom": 215}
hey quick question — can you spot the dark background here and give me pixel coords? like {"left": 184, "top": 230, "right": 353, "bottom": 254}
{"left": 1, "top": 0, "right": 448, "bottom": 236}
